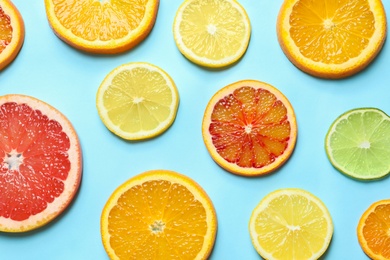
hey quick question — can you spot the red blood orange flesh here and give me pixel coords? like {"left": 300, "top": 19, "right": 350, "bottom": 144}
{"left": 0, "top": 94, "right": 82, "bottom": 232}
{"left": 202, "top": 80, "right": 297, "bottom": 176}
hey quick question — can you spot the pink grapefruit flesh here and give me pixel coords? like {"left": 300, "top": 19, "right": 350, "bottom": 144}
{"left": 0, "top": 94, "right": 82, "bottom": 232}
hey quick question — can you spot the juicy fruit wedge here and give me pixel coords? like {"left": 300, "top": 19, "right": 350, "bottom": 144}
{"left": 44, "top": 0, "right": 159, "bottom": 54}
{"left": 357, "top": 199, "right": 390, "bottom": 260}
{"left": 100, "top": 170, "right": 217, "bottom": 259}
{"left": 0, "top": 94, "right": 82, "bottom": 232}
{"left": 173, "top": 0, "right": 251, "bottom": 68}
{"left": 0, "top": 0, "right": 24, "bottom": 71}
{"left": 96, "top": 62, "right": 179, "bottom": 141}
{"left": 325, "top": 108, "right": 390, "bottom": 180}
{"left": 249, "top": 188, "right": 333, "bottom": 260}
{"left": 202, "top": 80, "right": 297, "bottom": 176}
{"left": 277, "top": 0, "right": 387, "bottom": 79}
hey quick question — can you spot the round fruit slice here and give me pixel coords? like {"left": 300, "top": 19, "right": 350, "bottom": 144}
{"left": 325, "top": 108, "right": 390, "bottom": 180}
{"left": 249, "top": 188, "right": 333, "bottom": 260}
{"left": 96, "top": 62, "right": 179, "bottom": 141}
{"left": 0, "top": 0, "right": 24, "bottom": 71}
{"left": 44, "top": 0, "right": 159, "bottom": 54}
{"left": 357, "top": 199, "right": 390, "bottom": 260}
{"left": 101, "top": 170, "right": 217, "bottom": 259}
{"left": 173, "top": 0, "right": 251, "bottom": 68}
{"left": 202, "top": 80, "right": 297, "bottom": 176}
{"left": 277, "top": 0, "right": 387, "bottom": 79}
{"left": 0, "top": 94, "right": 82, "bottom": 232}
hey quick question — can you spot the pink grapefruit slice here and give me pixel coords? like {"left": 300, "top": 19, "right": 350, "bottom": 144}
{"left": 0, "top": 94, "right": 82, "bottom": 232}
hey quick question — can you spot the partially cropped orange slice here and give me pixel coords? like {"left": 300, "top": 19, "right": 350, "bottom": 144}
{"left": 101, "top": 170, "right": 217, "bottom": 259}
{"left": 277, "top": 0, "right": 387, "bottom": 79}
{"left": 202, "top": 80, "right": 297, "bottom": 176}
{"left": 44, "top": 0, "right": 159, "bottom": 54}
{"left": 357, "top": 199, "right": 390, "bottom": 260}
{"left": 0, "top": 0, "right": 24, "bottom": 71}
{"left": 0, "top": 94, "right": 82, "bottom": 232}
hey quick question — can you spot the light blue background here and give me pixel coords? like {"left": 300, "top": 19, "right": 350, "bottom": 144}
{"left": 1, "top": 0, "right": 389, "bottom": 259}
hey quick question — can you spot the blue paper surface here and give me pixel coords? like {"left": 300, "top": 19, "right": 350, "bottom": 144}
{"left": 1, "top": 1, "right": 389, "bottom": 259}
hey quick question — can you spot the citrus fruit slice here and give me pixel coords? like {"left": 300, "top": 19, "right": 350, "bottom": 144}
{"left": 357, "top": 199, "right": 390, "bottom": 260}
{"left": 202, "top": 80, "right": 297, "bottom": 176}
{"left": 96, "top": 62, "right": 179, "bottom": 141}
{"left": 277, "top": 0, "right": 387, "bottom": 79}
{"left": 325, "top": 108, "right": 390, "bottom": 180}
{"left": 44, "top": 0, "right": 159, "bottom": 54}
{"left": 101, "top": 170, "right": 217, "bottom": 259}
{"left": 173, "top": 0, "right": 251, "bottom": 68}
{"left": 0, "top": 0, "right": 24, "bottom": 71}
{"left": 0, "top": 94, "right": 82, "bottom": 233}
{"left": 249, "top": 188, "right": 333, "bottom": 260}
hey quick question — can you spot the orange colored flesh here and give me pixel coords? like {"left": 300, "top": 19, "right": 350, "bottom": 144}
{"left": 0, "top": 102, "right": 71, "bottom": 221}
{"left": 289, "top": 0, "right": 375, "bottom": 64}
{"left": 52, "top": 1, "right": 143, "bottom": 41}
{"left": 108, "top": 180, "right": 208, "bottom": 258}
{"left": 359, "top": 201, "right": 390, "bottom": 259}
{"left": 0, "top": 6, "right": 12, "bottom": 54}
{"left": 209, "top": 86, "right": 291, "bottom": 169}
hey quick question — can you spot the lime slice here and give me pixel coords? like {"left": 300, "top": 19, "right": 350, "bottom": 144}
{"left": 325, "top": 108, "right": 390, "bottom": 180}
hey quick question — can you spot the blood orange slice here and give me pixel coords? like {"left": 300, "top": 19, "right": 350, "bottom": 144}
{"left": 202, "top": 80, "right": 297, "bottom": 176}
{"left": 0, "top": 94, "right": 82, "bottom": 232}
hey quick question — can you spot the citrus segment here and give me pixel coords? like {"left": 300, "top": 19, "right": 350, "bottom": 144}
{"left": 44, "top": 0, "right": 159, "bottom": 54}
{"left": 173, "top": 0, "right": 251, "bottom": 68}
{"left": 0, "top": 0, "right": 24, "bottom": 70}
{"left": 202, "top": 80, "right": 297, "bottom": 176}
{"left": 100, "top": 170, "right": 217, "bottom": 260}
{"left": 357, "top": 199, "right": 390, "bottom": 260}
{"left": 249, "top": 188, "right": 333, "bottom": 260}
{"left": 277, "top": 0, "right": 387, "bottom": 78}
{"left": 96, "top": 62, "right": 179, "bottom": 140}
{"left": 0, "top": 94, "right": 82, "bottom": 232}
{"left": 325, "top": 108, "right": 390, "bottom": 180}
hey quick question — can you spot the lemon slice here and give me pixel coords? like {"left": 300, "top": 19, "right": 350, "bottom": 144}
{"left": 249, "top": 188, "right": 333, "bottom": 260}
{"left": 173, "top": 0, "right": 251, "bottom": 68}
{"left": 325, "top": 108, "right": 390, "bottom": 180}
{"left": 96, "top": 62, "right": 179, "bottom": 140}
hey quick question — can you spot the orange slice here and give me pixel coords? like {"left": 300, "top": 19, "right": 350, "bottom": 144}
{"left": 202, "top": 80, "right": 297, "bottom": 176}
{"left": 44, "top": 0, "right": 159, "bottom": 54}
{"left": 277, "top": 0, "right": 387, "bottom": 79}
{"left": 0, "top": 94, "right": 82, "bottom": 232}
{"left": 0, "top": 0, "right": 24, "bottom": 70}
{"left": 100, "top": 170, "right": 217, "bottom": 259}
{"left": 357, "top": 199, "right": 390, "bottom": 260}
